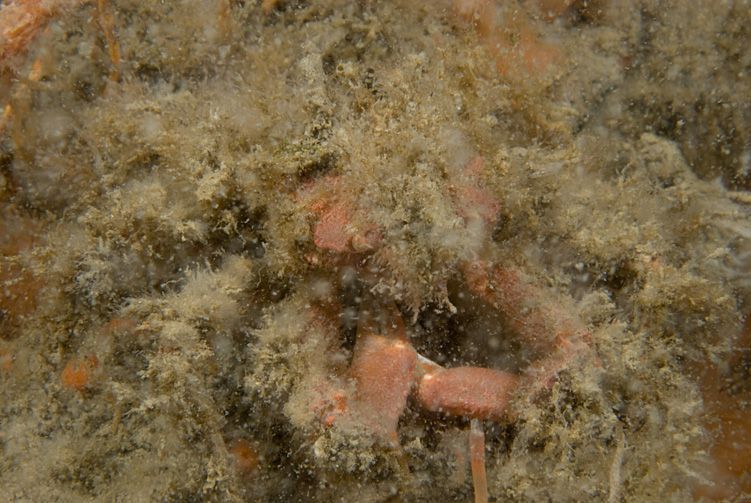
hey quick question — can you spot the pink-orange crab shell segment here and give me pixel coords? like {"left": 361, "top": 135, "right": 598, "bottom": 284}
{"left": 299, "top": 175, "right": 381, "bottom": 253}
{"left": 450, "top": 156, "right": 501, "bottom": 227}
{"left": 463, "top": 262, "right": 591, "bottom": 350}
{"left": 417, "top": 366, "right": 518, "bottom": 422}
{"left": 346, "top": 333, "right": 417, "bottom": 445}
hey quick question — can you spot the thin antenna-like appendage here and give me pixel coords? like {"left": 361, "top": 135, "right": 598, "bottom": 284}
{"left": 470, "top": 419, "right": 488, "bottom": 503}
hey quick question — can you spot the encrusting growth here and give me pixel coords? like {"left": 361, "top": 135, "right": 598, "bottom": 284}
{"left": 61, "top": 355, "right": 99, "bottom": 392}
{"left": 229, "top": 439, "right": 260, "bottom": 477}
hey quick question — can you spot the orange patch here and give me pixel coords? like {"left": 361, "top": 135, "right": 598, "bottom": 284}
{"left": 0, "top": 0, "right": 60, "bottom": 62}
{"left": 100, "top": 317, "right": 138, "bottom": 336}
{"left": 0, "top": 211, "right": 42, "bottom": 339}
{"left": 0, "top": 348, "right": 13, "bottom": 372}
{"left": 314, "top": 200, "right": 354, "bottom": 252}
{"left": 61, "top": 355, "right": 99, "bottom": 391}
{"left": 229, "top": 439, "right": 259, "bottom": 476}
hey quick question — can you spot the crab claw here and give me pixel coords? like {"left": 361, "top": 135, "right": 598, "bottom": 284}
{"left": 323, "top": 303, "right": 417, "bottom": 448}
{"left": 347, "top": 333, "right": 417, "bottom": 446}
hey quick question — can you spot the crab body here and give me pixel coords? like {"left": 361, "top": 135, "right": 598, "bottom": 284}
{"left": 297, "top": 154, "right": 593, "bottom": 503}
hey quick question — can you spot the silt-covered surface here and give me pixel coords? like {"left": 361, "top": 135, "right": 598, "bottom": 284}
{"left": 1, "top": 1, "right": 750, "bottom": 501}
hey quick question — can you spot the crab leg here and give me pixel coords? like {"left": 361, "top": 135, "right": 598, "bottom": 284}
{"left": 96, "top": 0, "right": 120, "bottom": 82}
{"left": 416, "top": 366, "right": 518, "bottom": 421}
{"left": 462, "top": 260, "right": 592, "bottom": 388}
{"left": 416, "top": 359, "right": 518, "bottom": 503}
{"left": 348, "top": 331, "right": 417, "bottom": 448}
{"left": 322, "top": 303, "right": 417, "bottom": 449}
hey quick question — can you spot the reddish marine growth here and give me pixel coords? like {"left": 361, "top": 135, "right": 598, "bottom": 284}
{"left": 229, "top": 439, "right": 260, "bottom": 477}
{"left": 61, "top": 355, "right": 99, "bottom": 392}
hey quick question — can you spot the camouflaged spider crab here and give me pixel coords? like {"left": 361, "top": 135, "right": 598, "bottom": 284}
{"left": 297, "top": 156, "right": 594, "bottom": 503}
